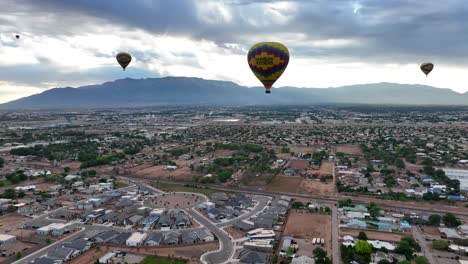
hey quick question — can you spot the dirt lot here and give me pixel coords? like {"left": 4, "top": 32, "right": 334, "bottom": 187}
{"left": 58, "top": 161, "right": 81, "bottom": 170}
{"left": 151, "top": 193, "right": 200, "bottom": 209}
{"left": 266, "top": 176, "right": 335, "bottom": 196}
{"left": 421, "top": 226, "right": 441, "bottom": 236}
{"left": 133, "top": 163, "right": 196, "bottom": 182}
{"left": 299, "top": 179, "right": 335, "bottom": 196}
{"left": 339, "top": 227, "right": 409, "bottom": 242}
{"left": 282, "top": 212, "right": 331, "bottom": 257}
{"left": 266, "top": 176, "right": 302, "bottom": 193}
{"left": 319, "top": 161, "right": 334, "bottom": 175}
{"left": 336, "top": 144, "right": 363, "bottom": 155}
{"left": 225, "top": 227, "right": 246, "bottom": 239}
{"left": 0, "top": 214, "right": 30, "bottom": 233}
{"left": 68, "top": 242, "right": 218, "bottom": 264}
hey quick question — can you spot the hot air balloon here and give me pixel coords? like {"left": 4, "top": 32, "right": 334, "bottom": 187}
{"left": 247, "top": 42, "right": 289, "bottom": 93}
{"left": 15, "top": 35, "right": 20, "bottom": 39}
{"left": 420, "top": 62, "right": 434, "bottom": 76}
{"left": 116, "top": 52, "right": 132, "bottom": 71}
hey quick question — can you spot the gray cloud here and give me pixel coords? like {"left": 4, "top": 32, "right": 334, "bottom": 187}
{"left": 4, "top": 0, "right": 466, "bottom": 65}
{"left": 1, "top": 0, "right": 468, "bottom": 97}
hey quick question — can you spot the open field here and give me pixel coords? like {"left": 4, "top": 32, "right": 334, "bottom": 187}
{"left": 151, "top": 182, "right": 227, "bottom": 196}
{"left": 336, "top": 144, "right": 363, "bottom": 155}
{"left": 339, "top": 227, "right": 409, "bottom": 242}
{"left": 282, "top": 212, "right": 332, "bottom": 256}
{"left": 299, "top": 179, "right": 335, "bottom": 196}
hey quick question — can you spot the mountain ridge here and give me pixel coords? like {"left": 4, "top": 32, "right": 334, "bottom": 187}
{"left": 1, "top": 77, "right": 468, "bottom": 109}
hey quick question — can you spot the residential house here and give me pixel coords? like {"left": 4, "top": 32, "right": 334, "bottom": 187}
{"left": 181, "top": 231, "right": 199, "bottom": 244}
{"left": 126, "top": 232, "right": 147, "bottom": 246}
{"left": 239, "top": 249, "right": 271, "bottom": 264}
{"left": 92, "top": 230, "right": 120, "bottom": 243}
{"left": 163, "top": 231, "right": 180, "bottom": 245}
{"left": 62, "top": 238, "right": 93, "bottom": 253}
{"left": 144, "top": 233, "right": 163, "bottom": 246}
{"left": 47, "top": 247, "right": 79, "bottom": 261}
{"left": 109, "top": 232, "right": 131, "bottom": 245}
{"left": 280, "top": 236, "right": 294, "bottom": 257}
{"left": 196, "top": 229, "right": 214, "bottom": 242}
{"left": 175, "top": 212, "right": 190, "bottom": 228}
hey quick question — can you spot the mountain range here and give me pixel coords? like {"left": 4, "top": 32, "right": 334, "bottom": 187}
{"left": 1, "top": 77, "right": 468, "bottom": 109}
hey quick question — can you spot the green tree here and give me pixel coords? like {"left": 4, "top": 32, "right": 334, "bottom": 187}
{"left": 0, "top": 157, "right": 4, "bottom": 168}
{"left": 313, "top": 248, "right": 332, "bottom": 264}
{"left": 395, "top": 238, "right": 413, "bottom": 259}
{"left": 355, "top": 240, "right": 372, "bottom": 255}
{"left": 397, "top": 261, "right": 411, "bottom": 264}
{"left": 64, "top": 167, "right": 71, "bottom": 173}
{"left": 338, "top": 198, "right": 353, "bottom": 207}
{"left": 414, "top": 256, "right": 430, "bottom": 264}
{"left": 291, "top": 201, "right": 304, "bottom": 209}
{"left": 286, "top": 247, "right": 295, "bottom": 256}
{"left": 358, "top": 231, "right": 368, "bottom": 241}
{"left": 378, "top": 260, "right": 392, "bottom": 264}
{"left": 16, "top": 252, "right": 22, "bottom": 260}
{"left": 368, "top": 202, "right": 380, "bottom": 219}
{"left": 427, "top": 214, "right": 441, "bottom": 226}
{"left": 45, "top": 238, "right": 51, "bottom": 245}
{"left": 1, "top": 189, "right": 16, "bottom": 199}
{"left": 443, "top": 213, "right": 461, "bottom": 227}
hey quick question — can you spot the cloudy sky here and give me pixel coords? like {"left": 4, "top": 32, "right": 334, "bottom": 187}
{"left": 1, "top": 0, "right": 468, "bottom": 103}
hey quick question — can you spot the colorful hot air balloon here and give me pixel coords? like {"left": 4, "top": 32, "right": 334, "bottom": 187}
{"left": 15, "top": 35, "right": 20, "bottom": 39}
{"left": 116, "top": 52, "right": 132, "bottom": 71}
{"left": 420, "top": 62, "right": 434, "bottom": 76}
{"left": 247, "top": 42, "right": 289, "bottom": 93}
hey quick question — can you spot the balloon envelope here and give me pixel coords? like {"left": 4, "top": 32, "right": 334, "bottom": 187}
{"left": 247, "top": 42, "right": 289, "bottom": 93}
{"left": 15, "top": 35, "right": 19, "bottom": 39}
{"left": 116, "top": 52, "right": 132, "bottom": 70}
{"left": 420, "top": 62, "right": 434, "bottom": 76}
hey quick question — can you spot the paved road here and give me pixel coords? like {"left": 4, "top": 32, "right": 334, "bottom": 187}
{"left": 188, "top": 208, "right": 233, "bottom": 264}
{"left": 331, "top": 205, "right": 340, "bottom": 264}
{"left": 411, "top": 226, "right": 438, "bottom": 264}
{"left": 217, "top": 196, "right": 270, "bottom": 228}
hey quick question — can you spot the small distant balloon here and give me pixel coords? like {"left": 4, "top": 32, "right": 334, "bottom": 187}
{"left": 420, "top": 62, "right": 434, "bottom": 76}
{"left": 247, "top": 42, "right": 289, "bottom": 94}
{"left": 15, "top": 35, "right": 20, "bottom": 39}
{"left": 116, "top": 52, "right": 132, "bottom": 71}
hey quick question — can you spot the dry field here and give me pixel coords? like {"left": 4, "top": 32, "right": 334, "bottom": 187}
{"left": 151, "top": 193, "right": 200, "bottom": 209}
{"left": 299, "top": 179, "right": 335, "bottom": 196}
{"left": 336, "top": 144, "right": 363, "bottom": 155}
{"left": 0, "top": 214, "right": 30, "bottom": 233}
{"left": 58, "top": 161, "right": 81, "bottom": 170}
{"left": 289, "top": 146, "right": 318, "bottom": 154}
{"left": 266, "top": 175, "right": 335, "bottom": 196}
{"left": 339, "top": 227, "right": 409, "bottom": 242}
{"left": 282, "top": 212, "right": 332, "bottom": 256}
{"left": 266, "top": 176, "right": 302, "bottom": 193}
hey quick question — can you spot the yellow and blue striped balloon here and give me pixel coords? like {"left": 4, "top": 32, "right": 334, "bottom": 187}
{"left": 247, "top": 42, "right": 289, "bottom": 93}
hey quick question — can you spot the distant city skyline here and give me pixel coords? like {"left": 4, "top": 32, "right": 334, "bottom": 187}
{"left": 1, "top": 0, "right": 468, "bottom": 103}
